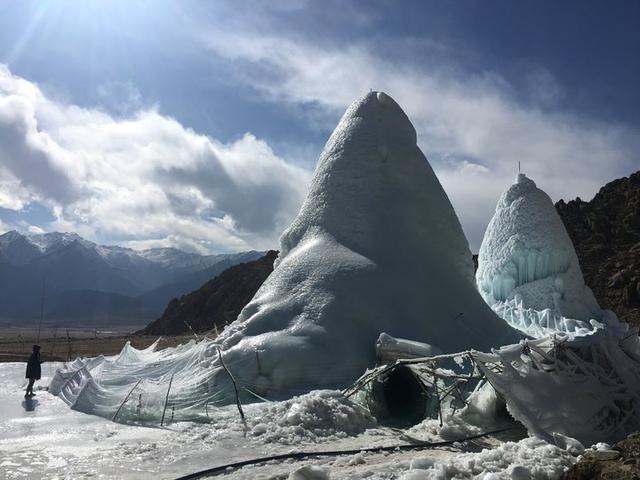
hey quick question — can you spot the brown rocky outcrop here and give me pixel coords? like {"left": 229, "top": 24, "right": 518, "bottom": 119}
{"left": 555, "top": 171, "right": 640, "bottom": 326}
{"left": 139, "top": 250, "right": 278, "bottom": 336}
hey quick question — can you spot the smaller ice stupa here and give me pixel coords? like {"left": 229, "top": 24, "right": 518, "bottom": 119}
{"left": 476, "top": 173, "right": 618, "bottom": 336}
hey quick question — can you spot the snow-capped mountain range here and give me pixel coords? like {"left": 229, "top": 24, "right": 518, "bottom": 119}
{"left": 0, "top": 230, "right": 265, "bottom": 326}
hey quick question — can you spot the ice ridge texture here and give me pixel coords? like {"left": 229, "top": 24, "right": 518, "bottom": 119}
{"left": 476, "top": 173, "right": 618, "bottom": 337}
{"left": 211, "top": 91, "right": 520, "bottom": 400}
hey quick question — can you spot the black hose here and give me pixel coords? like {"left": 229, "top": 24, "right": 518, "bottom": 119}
{"left": 173, "top": 426, "right": 513, "bottom": 479}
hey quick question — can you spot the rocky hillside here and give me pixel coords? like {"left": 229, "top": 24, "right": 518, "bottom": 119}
{"left": 139, "top": 250, "right": 278, "bottom": 335}
{"left": 556, "top": 171, "right": 640, "bottom": 325}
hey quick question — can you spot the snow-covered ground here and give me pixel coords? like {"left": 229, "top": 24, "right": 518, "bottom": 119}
{"left": 1, "top": 362, "right": 580, "bottom": 479}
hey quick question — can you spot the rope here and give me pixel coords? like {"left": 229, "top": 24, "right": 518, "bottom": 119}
{"left": 172, "top": 426, "right": 514, "bottom": 480}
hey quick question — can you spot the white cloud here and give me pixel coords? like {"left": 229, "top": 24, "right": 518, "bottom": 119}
{"left": 202, "top": 32, "right": 640, "bottom": 250}
{"left": 0, "top": 65, "right": 311, "bottom": 252}
{"left": 27, "top": 224, "right": 44, "bottom": 234}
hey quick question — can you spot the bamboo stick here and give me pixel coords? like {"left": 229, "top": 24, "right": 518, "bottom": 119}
{"left": 160, "top": 373, "right": 175, "bottom": 426}
{"left": 216, "top": 347, "right": 246, "bottom": 429}
{"left": 113, "top": 379, "right": 142, "bottom": 422}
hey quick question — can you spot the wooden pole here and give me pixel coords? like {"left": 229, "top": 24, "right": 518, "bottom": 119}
{"left": 112, "top": 379, "right": 142, "bottom": 422}
{"left": 183, "top": 319, "right": 200, "bottom": 341}
{"left": 48, "top": 328, "right": 58, "bottom": 377}
{"left": 216, "top": 347, "right": 246, "bottom": 429}
{"left": 36, "top": 276, "right": 46, "bottom": 344}
{"left": 160, "top": 373, "right": 175, "bottom": 426}
{"left": 66, "top": 329, "right": 72, "bottom": 361}
{"left": 50, "top": 328, "right": 58, "bottom": 360}
{"left": 90, "top": 329, "right": 97, "bottom": 357}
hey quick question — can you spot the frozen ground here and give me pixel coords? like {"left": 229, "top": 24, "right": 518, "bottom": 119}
{"left": 0, "top": 362, "right": 580, "bottom": 479}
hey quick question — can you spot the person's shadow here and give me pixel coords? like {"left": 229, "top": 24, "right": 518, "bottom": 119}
{"left": 22, "top": 397, "right": 39, "bottom": 412}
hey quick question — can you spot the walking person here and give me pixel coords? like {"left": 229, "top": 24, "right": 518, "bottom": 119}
{"left": 25, "top": 345, "right": 42, "bottom": 397}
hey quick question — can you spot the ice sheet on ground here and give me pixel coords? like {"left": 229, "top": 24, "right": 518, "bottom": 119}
{"left": 3, "top": 361, "right": 584, "bottom": 479}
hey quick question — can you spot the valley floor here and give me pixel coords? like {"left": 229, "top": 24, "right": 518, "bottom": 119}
{"left": 0, "top": 327, "right": 198, "bottom": 362}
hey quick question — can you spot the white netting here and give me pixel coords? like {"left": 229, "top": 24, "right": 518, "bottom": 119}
{"left": 49, "top": 339, "right": 252, "bottom": 424}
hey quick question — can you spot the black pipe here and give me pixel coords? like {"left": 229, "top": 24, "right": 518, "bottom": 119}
{"left": 172, "top": 427, "right": 513, "bottom": 480}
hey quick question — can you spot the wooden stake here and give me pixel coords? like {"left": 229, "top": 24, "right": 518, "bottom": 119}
{"left": 50, "top": 329, "right": 58, "bottom": 360}
{"left": 90, "top": 329, "right": 97, "bottom": 357}
{"left": 113, "top": 379, "right": 142, "bottom": 422}
{"left": 217, "top": 347, "right": 246, "bottom": 430}
{"left": 183, "top": 319, "right": 200, "bottom": 341}
{"left": 66, "top": 329, "right": 72, "bottom": 361}
{"left": 36, "top": 276, "right": 46, "bottom": 344}
{"left": 160, "top": 373, "right": 175, "bottom": 426}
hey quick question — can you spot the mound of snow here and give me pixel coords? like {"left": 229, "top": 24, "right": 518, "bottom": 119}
{"left": 476, "top": 173, "right": 618, "bottom": 337}
{"left": 211, "top": 91, "right": 519, "bottom": 400}
{"left": 397, "top": 437, "right": 575, "bottom": 480}
{"left": 248, "top": 390, "right": 376, "bottom": 444}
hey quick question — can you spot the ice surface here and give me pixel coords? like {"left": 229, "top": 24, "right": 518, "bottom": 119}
{"left": 476, "top": 173, "right": 619, "bottom": 337}
{"left": 3, "top": 362, "right": 580, "bottom": 479}
{"left": 376, "top": 333, "right": 443, "bottom": 363}
{"left": 211, "top": 91, "right": 520, "bottom": 400}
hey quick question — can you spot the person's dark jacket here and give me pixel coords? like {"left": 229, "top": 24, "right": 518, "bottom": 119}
{"left": 26, "top": 352, "right": 41, "bottom": 380}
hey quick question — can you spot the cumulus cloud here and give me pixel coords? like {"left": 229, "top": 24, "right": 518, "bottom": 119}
{"left": 0, "top": 65, "right": 311, "bottom": 253}
{"left": 202, "top": 32, "right": 640, "bottom": 250}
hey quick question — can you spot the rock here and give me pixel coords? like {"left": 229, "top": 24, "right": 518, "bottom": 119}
{"left": 556, "top": 171, "right": 640, "bottom": 326}
{"left": 589, "top": 449, "right": 621, "bottom": 461}
{"left": 289, "top": 465, "right": 330, "bottom": 480}
{"left": 138, "top": 251, "right": 278, "bottom": 335}
{"left": 510, "top": 465, "right": 531, "bottom": 480}
{"left": 563, "top": 431, "right": 640, "bottom": 479}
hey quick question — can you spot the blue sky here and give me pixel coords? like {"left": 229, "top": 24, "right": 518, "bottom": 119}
{"left": 0, "top": 0, "right": 638, "bottom": 253}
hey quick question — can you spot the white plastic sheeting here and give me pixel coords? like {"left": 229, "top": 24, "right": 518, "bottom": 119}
{"left": 49, "top": 340, "right": 241, "bottom": 423}
{"left": 474, "top": 329, "right": 640, "bottom": 445}
{"left": 471, "top": 172, "right": 640, "bottom": 445}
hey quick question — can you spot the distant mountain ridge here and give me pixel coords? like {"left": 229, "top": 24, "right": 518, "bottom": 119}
{"left": 0, "top": 230, "right": 264, "bottom": 326}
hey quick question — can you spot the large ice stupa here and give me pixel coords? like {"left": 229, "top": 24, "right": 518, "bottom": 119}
{"left": 50, "top": 92, "right": 521, "bottom": 423}
{"left": 211, "top": 91, "right": 520, "bottom": 399}
{"left": 476, "top": 173, "right": 617, "bottom": 337}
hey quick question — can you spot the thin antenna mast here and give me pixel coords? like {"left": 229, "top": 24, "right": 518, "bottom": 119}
{"left": 37, "top": 276, "right": 46, "bottom": 344}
